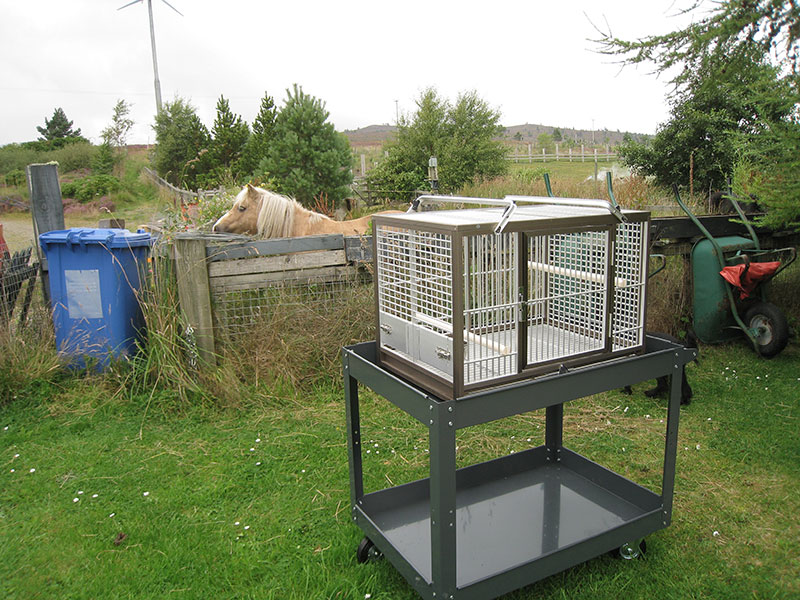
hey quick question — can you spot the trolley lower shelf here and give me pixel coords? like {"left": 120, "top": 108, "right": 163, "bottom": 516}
{"left": 358, "top": 445, "right": 662, "bottom": 588}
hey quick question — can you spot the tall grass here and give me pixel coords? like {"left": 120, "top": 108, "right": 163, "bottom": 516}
{"left": 218, "top": 279, "right": 374, "bottom": 390}
{"left": 0, "top": 304, "right": 60, "bottom": 405}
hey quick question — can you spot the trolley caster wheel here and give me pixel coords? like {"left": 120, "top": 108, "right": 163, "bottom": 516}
{"left": 356, "top": 537, "right": 383, "bottom": 563}
{"left": 613, "top": 539, "right": 647, "bottom": 560}
{"left": 745, "top": 302, "right": 789, "bottom": 359}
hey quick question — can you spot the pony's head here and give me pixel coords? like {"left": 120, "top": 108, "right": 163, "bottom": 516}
{"left": 212, "top": 184, "right": 297, "bottom": 237}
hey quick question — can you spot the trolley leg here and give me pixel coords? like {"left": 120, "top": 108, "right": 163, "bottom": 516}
{"left": 344, "top": 366, "right": 364, "bottom": 506}
{"left": 660, "top": 362, "right": 683, "bottom": 526}
{"left": 545, "top": 403, "right": 563, "bottom": 462}
{"left": 430, "top": 404, "right": 457, "bottom": 598}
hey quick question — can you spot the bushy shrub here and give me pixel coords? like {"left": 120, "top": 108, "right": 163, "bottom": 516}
{"left": 46, "top": 141, "right": 97, "bottom": 173}
{"left": 0, "top": 144, "right": 40, "bottom": 175}
{"left": 60, "top": 174, "right": 120, "bottom": 201}
{"left": 4, "top": 169, "right": 25, "bottom": 187}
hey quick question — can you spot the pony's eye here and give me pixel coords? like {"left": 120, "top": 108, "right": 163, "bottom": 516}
{"left": 238, "top": 205, "right": 247, "bottom": 212}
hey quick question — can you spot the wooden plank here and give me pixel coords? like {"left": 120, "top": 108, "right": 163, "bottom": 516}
{"left": 27, "top": 163, "right": 65, "bottom": 235}
{"left": 345, "top": 235, "right": 373, "bottom": 262}
{"left": 210, "top": 265, "right": 363, "bottom": 292}
{"left": 173, "top": 238, "right": 216, "bottom": 365}
{"left": 206, "top": 234, "right": 345, "bottom": 262}
{"left": 26, "top": 162, "right": 64, "bottom": 303}
{"left": 208, "top": 249, "right": 346, "bottom": 278}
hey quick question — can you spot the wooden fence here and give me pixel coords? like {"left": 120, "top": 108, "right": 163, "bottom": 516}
{"left": 507, "top": 146, "right": 618, "bottom": 163}
{"left": 170, "top": 215, "right": 799, "bottom": 366}
{"left": 142, "top": 168, "right": 223, "bottom": 208}
{"left": 170, "top": 233, "right": 372, "bottom": 365}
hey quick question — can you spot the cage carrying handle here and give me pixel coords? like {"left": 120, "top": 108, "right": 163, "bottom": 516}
{"left": 408, "top": 195, "right": 520, "bottom": 234}
{"left": 408, "top": 194, "right": 626, "bottom": 234}
{"left": 503, "top": 195, "right": 628, "bottom": 223}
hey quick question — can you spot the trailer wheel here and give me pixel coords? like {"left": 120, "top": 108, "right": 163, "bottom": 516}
{"left": 615, "top": 539, "right": 647, "bottom": 560}
{"left": 356, "top": 537, "right": 382, "bottom": 563}
{"left": 745, "top": 302, "right": 789, "bottom": 358}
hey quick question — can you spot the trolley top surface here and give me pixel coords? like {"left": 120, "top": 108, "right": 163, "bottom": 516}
{"left": 374, "top": 203, "right": 648, "bottom": 233}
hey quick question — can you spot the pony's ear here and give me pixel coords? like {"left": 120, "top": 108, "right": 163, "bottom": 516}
{"left": 246, "top": 183, "right": 258, "bottom": 197}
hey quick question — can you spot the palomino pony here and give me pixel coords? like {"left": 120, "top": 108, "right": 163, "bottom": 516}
{"left": 212, "top": 184, "right": 384, "bottom": 238}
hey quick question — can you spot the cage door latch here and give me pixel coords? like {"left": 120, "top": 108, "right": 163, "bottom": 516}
{"left": 436, "top": 347, "right": 452, "bottom": 361}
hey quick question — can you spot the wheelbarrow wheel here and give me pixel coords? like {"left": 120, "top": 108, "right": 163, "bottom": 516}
{"left": 744, "top": 301, "right": 789, "bottom": 358}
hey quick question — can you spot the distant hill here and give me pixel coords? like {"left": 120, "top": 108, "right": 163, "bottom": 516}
{"left": 341, "top": 123, "right": 649, "bottom": 148}
{"left": 341, "top": 124, "right": 397, "bottom": 147}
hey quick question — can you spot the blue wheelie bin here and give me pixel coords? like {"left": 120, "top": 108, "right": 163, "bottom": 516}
{"left": 39, "top": 228, "right": 152, "bottom": 369}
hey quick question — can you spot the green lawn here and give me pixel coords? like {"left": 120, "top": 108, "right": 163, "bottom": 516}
{"left": 2, "top": 340, "right": 798, "bottom": 599}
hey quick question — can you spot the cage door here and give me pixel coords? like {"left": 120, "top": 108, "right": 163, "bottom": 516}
{"left": 525, "top": 230, "right": 610, "bottom": 366}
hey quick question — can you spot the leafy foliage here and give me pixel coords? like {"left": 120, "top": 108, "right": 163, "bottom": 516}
{"left": 257, "top": 85, "right": 353, "bottom": 207}
{"left": 60, "top": 174, "right": 120, "bottom": 202}
{"left": 595, "top": 1, "right": 799, "bottom": 87}
{"left": 152, "top": 97, "right": 211, "bottom": 189}
{"left": 733, "top": 115, "right": 800, "bottom": 229}
{"left": 4, "top": 169, "right": 25, "bottom": 186}
{"left": 596, "top": 0, "right": 800, "bottom": 228}
{"left": 367, "top": 88, "right": 507, "bottom": 199}
{"left": 618, "top": 50, "right": 791, "bottom": 193}
{"left": 100, "top": 99, "right": 134, "bottom": 149}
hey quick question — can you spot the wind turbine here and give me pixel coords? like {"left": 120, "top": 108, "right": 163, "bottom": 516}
{"left": 118, "top": 0, "right": 183, "bottom": 113}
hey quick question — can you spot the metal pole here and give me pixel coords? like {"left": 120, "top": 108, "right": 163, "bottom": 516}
{"left": 147, "top": 0, "right": 163, "bottom": 113}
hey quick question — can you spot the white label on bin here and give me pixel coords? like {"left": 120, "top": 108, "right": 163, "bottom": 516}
{"left": 65, "top": 269, "right": 103, "bottom": 319}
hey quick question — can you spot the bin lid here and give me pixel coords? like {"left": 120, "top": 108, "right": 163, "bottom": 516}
{"left": 39, "top": 228, "right": 152, "bottom": 250}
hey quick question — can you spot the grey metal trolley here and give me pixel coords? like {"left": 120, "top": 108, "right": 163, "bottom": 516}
{"left": 343, "top": 335, "right": 695, "bottom": 600}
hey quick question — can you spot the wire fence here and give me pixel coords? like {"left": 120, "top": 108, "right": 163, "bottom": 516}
{"left": 0, "top": 246, "right": 38, "bottom": 327}
{"left": 211, "top": 270, "right": 372, "bottom": 341}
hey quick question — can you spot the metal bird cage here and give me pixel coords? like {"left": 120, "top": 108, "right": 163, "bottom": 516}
{"left": 373, "top": 195, "right": 650, "bottom": 399}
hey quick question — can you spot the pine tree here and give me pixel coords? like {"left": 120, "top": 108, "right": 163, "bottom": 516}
{"left": 37, "top": 107, "right": 82, "bottom": 142}
{"left": 259, "top": 85, "right": 352, "bottom": 206}
{"left": 240, "top": 92, "right": 277, "bottom": 177}
{"left": 209, "top": 95, "right": 250, "bottom": 179}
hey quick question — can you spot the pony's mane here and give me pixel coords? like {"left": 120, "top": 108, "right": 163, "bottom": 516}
{"left": 253, "top": 188, "right": 297, "bottom": 238}
{"left": 253, "top": 187, "right": 331, "bottom": 238}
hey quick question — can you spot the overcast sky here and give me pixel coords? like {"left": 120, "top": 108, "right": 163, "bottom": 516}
{"left": 0, "top": 1, "right": 697, "bottom": 146}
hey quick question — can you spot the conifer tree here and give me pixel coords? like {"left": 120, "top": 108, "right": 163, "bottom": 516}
{"left": 209, "top": 95, "right": 249, "bottom": 179}
{"left": 259, "top": 85, "right": 352, "bottom": 206}
{"left": 240, "top": 91, "right": 277, "bottom": 177}
{"left": 37, "top": 107, "right": 82, "bottom": 142}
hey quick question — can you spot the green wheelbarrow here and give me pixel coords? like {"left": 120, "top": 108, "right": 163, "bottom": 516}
{"left": 674, "top": 186, "right": 796, "bottom": 358}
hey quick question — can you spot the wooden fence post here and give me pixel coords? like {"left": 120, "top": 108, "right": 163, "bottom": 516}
{"left": 173, "top": 236, "right": 216, "bottom": 366}
{"left": 27, "top": 162, "right": 65, "bottom": 236}
{"left": 27, "top": 162, "right": 64, "bottom": 303}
